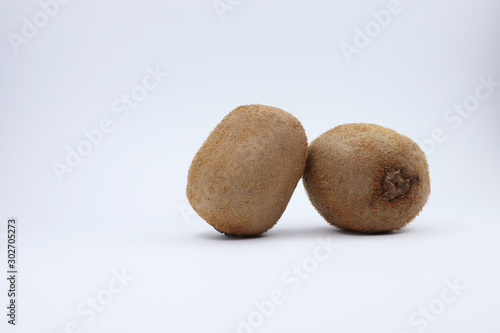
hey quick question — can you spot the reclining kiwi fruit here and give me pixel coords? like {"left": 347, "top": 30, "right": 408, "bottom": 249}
{"left": 187, "top": 104, "right": 307, "bottom": 236}
{"left": 303, "top": 123, "right": 430, "bottom": 233}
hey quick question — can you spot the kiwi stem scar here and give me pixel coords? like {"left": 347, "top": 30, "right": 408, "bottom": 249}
{"left": 382, "top": 169, "right": 418, "bottom": 201}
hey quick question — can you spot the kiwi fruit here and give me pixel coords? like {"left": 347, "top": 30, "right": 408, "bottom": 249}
{"left": 303, "top": 123, "right": 430, "bottom": 233}
{"left": 187, "top": 104, "right": 307, "bottom": 237}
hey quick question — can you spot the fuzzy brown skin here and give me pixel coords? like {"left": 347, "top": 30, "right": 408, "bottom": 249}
{"left": 187, "top": 104, "right": 308, "bottom": 236}
{"left": 303, "top": 123, "right": 430, "bottom": 233}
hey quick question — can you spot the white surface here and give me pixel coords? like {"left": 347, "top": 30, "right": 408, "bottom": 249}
{"left": 1, "top": 0, "right": 499, "bottom": 332}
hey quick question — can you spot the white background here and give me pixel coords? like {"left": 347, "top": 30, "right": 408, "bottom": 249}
{"left": 1, "top": 0, "right": 499, "bottom": 332}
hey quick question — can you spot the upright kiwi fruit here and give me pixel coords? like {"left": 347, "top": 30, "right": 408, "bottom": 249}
{"left": 187, "top": 104, "right": 307, "bottom": 236}
{"left": 303, "top": 123, "right": 430, "bottom": 233}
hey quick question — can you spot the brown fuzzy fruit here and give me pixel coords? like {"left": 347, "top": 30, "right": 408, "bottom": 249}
{"left": 187, "top": 104, "right": 307, "bottom": 236}
{"left": 303, "top": 123, "right": 430, "bottom": 233}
